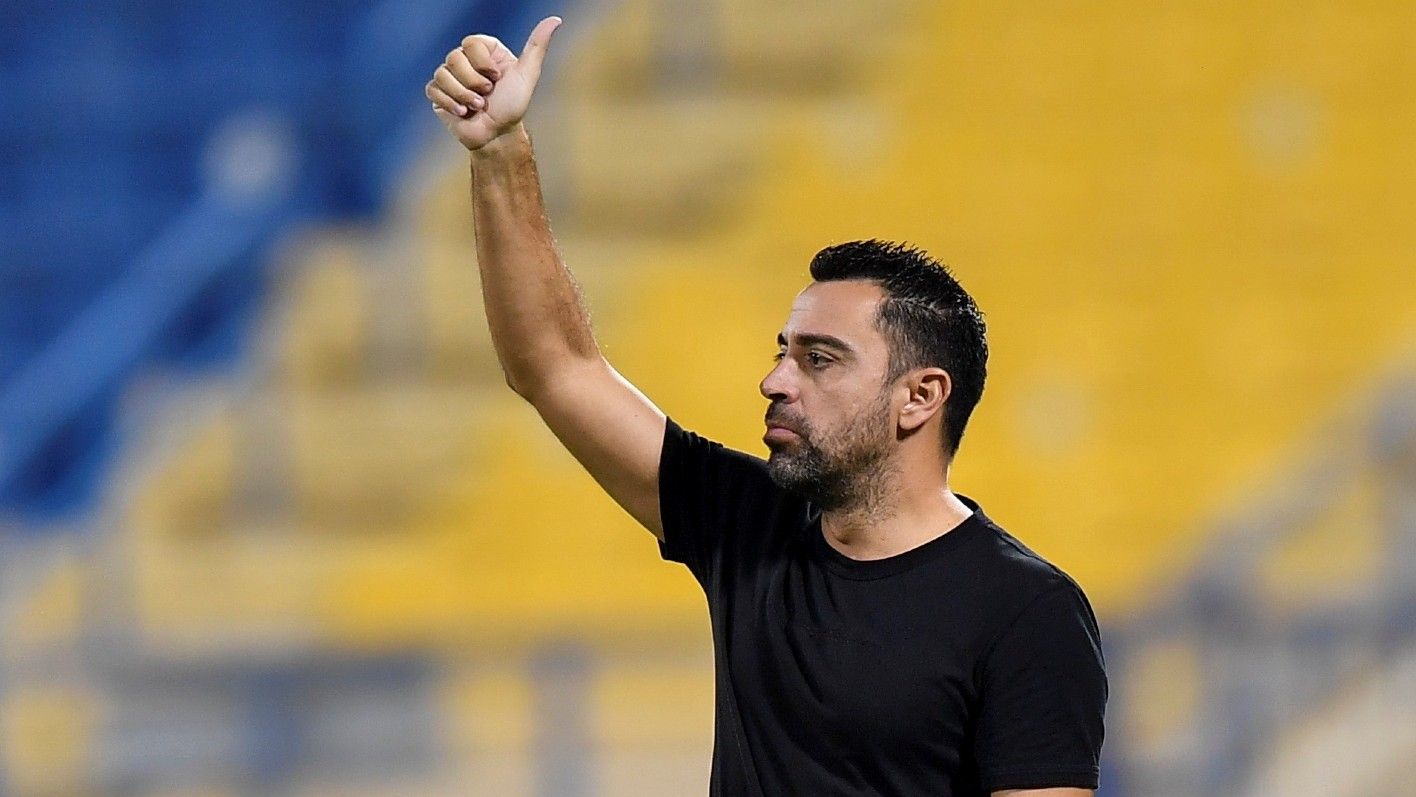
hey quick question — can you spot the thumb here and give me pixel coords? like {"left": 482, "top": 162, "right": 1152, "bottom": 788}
{"left": 517, "top": 16, "right": 562, "bottom": 83}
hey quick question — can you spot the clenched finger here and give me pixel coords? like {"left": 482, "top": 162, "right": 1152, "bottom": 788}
{"left": 426, "top": 80, "right": 468, "bottom": 117}
{"left": 446, "top": 49, "right": 494, "bottom": 95}
{"left": 459, "top": 37, "right": 501, "bottom": 80}
{"left": 434, "top": 65, "right": 481, "bottom": 107}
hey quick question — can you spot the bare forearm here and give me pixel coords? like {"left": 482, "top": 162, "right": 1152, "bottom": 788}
{"left": 470, "top": 123, "right": 600, "bottom": 397}
{"left": 427, "top": 21, "right": 671, "bottom": 545}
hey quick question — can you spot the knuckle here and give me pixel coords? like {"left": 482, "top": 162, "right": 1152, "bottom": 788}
{"left": 434, "top": 72, "right": 460, "bottom": 95}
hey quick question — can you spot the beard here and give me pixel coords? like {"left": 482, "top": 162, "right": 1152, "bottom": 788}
{"left": 764, "top": 387, "right": 895, "bottom": 512}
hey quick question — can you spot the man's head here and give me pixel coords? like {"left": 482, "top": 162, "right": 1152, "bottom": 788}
{"left": 759, "top": 240, "right": 988, "bottom": 509}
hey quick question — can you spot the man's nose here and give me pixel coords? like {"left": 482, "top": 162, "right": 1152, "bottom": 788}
{"left": 760, "top": 360, "right": 798, "bottom": 403}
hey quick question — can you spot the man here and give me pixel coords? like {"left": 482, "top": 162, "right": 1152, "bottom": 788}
{"left": 426, "top": 17, "right": 1107, "bottom": 796}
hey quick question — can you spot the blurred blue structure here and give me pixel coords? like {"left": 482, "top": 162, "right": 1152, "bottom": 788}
{"left": 1101, "top": 372, "right": 1416, "bottom": 795}
{"left": 0, "top": 0, "right": 563, "bottom": 524}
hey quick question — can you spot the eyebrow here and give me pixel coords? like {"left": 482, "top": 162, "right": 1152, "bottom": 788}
{"left": 777, "top": 331, "right": 857, "bottom": 357}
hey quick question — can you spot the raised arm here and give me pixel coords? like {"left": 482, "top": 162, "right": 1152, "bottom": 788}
{"left": 426, "top": 17, "right": 668, "bottom": 540}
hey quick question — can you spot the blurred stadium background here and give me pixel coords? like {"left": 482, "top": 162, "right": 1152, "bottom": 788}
{"left": 2, "top": 0, "right": 1415, "bottom": 794}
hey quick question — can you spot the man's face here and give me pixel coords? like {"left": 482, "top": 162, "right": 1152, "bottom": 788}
{"left": 760, "top": 280, "right": 900, "bottom": 510}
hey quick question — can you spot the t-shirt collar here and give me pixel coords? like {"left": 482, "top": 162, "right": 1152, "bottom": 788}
{"left": 806, "top": 492, "right": 987, "bottom": 580}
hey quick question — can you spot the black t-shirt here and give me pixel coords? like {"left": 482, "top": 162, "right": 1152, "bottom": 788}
{"left": 656, "top": 417, "right": 1108, "bottom": 796}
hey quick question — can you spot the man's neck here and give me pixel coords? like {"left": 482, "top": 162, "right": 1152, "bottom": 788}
{"left": 820, "top": 477, "right": 974, "bottom": 562}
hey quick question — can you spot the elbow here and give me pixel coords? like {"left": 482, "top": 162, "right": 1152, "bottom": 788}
{"left": 503, "top": 371, "right": 533, "bottom": 402}
{"left": 503, "top": 366, "right": 553, "bottom": 404}
{"left": 501, "top": 353, "right": 603, "bottom": 404}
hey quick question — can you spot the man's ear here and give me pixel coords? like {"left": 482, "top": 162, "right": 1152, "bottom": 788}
{"left": 898, "top": 368, "right": 951, "bottom": 432}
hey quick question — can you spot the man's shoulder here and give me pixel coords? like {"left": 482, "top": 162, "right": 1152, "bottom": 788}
{"left": 963, "top": 503, "right": 1095, "bottom": 616}
{"left": 663, "top": 418, "right": 779, "bottom": 491}
{"left": 665, "top": 417, "right": 770, "bottom": 471}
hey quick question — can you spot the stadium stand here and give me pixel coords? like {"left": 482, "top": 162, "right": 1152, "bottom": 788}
{"left": 0, "top": 0, "right": 555, "bottom": 523}
{"left": 3, "top": 0, "right": 1415, "bottom": 794}
{"left": 1106, "top": 362, "right": 1416, "bottom": 795}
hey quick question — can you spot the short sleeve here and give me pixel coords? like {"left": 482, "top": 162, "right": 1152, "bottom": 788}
{"left": 972, "top": 581, "right": 1109, "bottom": 792}
{"left": 657, "top": 416, "right": 777, "bottom": 587}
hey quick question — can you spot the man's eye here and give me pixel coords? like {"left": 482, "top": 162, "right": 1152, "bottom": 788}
{"left": 772, "top": 351, "right": 786, "bottom": 362}
{"left": 806, "top": 352, "right": 830, "bottom": 367}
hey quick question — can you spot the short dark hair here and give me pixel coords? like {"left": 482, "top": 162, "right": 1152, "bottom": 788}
{"left": 808, "top": 239, "right": 988, "bottom": 458}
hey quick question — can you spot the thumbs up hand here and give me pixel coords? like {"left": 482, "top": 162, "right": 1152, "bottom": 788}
{"left": 427, "top": 16, "right": 562, "bottom": 151}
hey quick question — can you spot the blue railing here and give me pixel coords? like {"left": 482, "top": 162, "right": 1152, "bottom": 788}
{"left": 0, "top": 0, "right": 567, "bottom": 525}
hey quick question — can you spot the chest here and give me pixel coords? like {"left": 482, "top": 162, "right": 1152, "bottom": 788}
{"left": 722, "top": 556, "right": 984, "bottom": 756}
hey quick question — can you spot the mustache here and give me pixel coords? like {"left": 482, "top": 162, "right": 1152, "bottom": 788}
{"left": 764, "top": 405, "right": 808, "bottom": 435}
